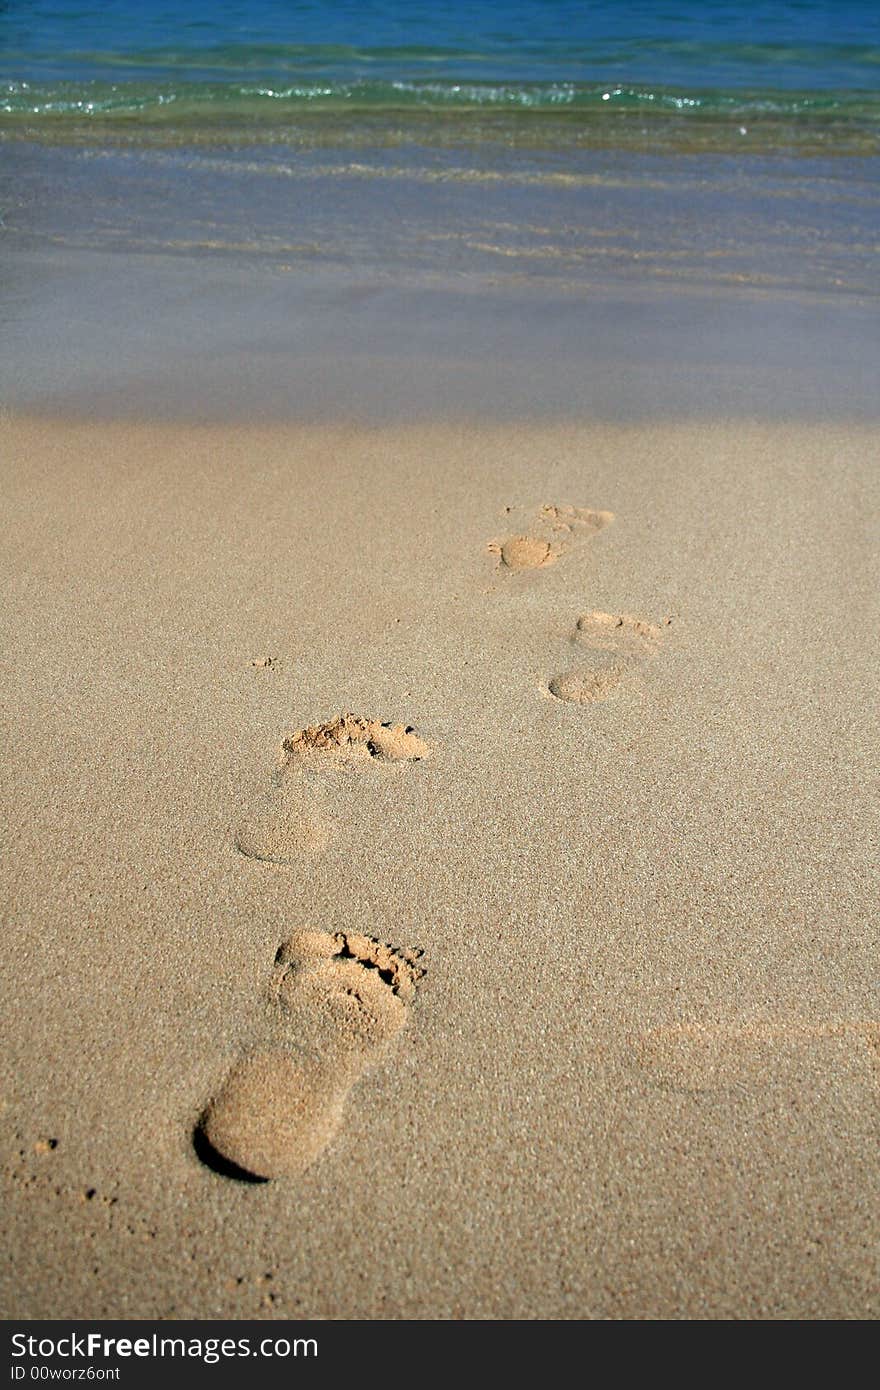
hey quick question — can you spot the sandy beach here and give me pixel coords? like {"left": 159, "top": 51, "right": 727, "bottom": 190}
{"left": 1, "top": 409, "right": 876, "bottom": 1319}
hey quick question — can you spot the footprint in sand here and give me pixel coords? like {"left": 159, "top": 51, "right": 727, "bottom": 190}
{"left": 631, "top": 1022, "right": 880, "bottom": 1096}
{"left": 196, "top": 930, "right": 425, "bottom": 1181}
{"left": 488, "top": 503, "right": 614, "bottom": 572}
{"left": 235, "top": 713, "right": 431, "bottom": 864}
{"left": 545, "top": 610, "right": 671, "bottom": 704}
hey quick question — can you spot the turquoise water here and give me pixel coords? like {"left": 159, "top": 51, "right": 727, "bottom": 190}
{"left": 2, "top": 1, "right": 879, "bottom": 152}
{"left": 2, "top": 3, "right": 878, "bottom": 423}
{"left": 2, "top": 3, "right": 878, "bottom": 292}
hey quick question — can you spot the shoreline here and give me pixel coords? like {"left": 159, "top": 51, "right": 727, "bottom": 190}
{"left": 4, "top": 0, "right": 879, "bottom": 1324}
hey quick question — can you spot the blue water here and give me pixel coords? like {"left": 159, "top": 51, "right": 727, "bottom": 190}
{"left": 2, "top": 0, "right": 878, "bottom": 425}
{"left": 3, "top": 1, "right": 879, "bottom": 87}
{"left": 2, "top": 1, "right": 879, "bottom": 150}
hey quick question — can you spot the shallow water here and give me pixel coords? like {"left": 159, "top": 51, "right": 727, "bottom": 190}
{"left": 3, "top": 140, "right": 879, "bottom": 293}
{"left": 2, "top": 1, "right": 879, "bottom": 153}
{"left": 2, "top": 4, "right": 878, "bottom": 425}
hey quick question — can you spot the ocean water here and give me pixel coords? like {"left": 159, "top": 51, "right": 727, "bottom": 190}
{"left": 2, "top": 2, "right": 878, "bottom": 422}
{"left": 2, "top": 0, "right": 879, "bottom": 153}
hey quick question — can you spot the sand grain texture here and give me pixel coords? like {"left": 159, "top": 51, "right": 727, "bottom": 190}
{"left": 1, "top": 414, "right": 877, "bottom": 1319}
{"left": 199, "top": 931, "right": 424, "bottom": 1180}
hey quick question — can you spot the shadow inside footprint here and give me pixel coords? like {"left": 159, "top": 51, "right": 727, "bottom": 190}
{"left": 196, "top": 930, "right": 426, "bottom": 1181}
{"left": 282, "top": 714, "right": 430, "bottom": 766}
{"left": 192, "top": 1123, "right": 269, "bottom": 1184}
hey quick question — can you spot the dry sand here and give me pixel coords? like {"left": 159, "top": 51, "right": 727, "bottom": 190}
{"left": 1, "top": 412, "right": 877, "bottom": 1319}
